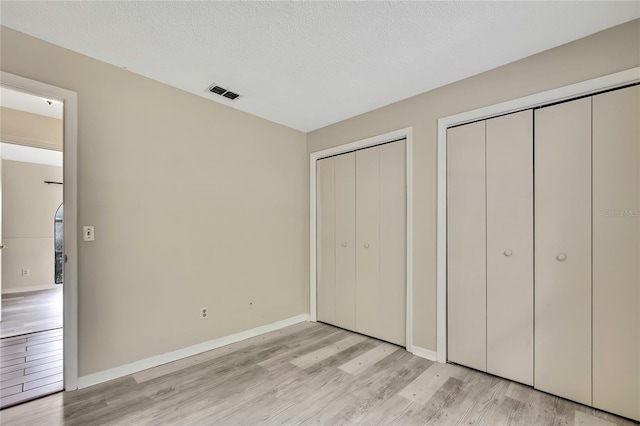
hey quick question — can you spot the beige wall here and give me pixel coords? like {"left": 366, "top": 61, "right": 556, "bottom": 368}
{"left": 1, "top": 106, "right": 63, "bottom": 150}
{"left": 1, "top": 26, "right": 309, "bottom": 376}
{"left": 2, "top": 159, "right": 63, "bottom": 292}
{"left": 308, "top": 20, "right": 640, "bottom": 351}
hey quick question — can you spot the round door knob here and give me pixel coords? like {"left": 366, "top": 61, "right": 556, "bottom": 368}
{"left": 504, "top": 250, "right": 513, "bottom": 257}
{"left": 364, "top": 243, "right": 370, "bottom": 248}
{"left": 556, "top": 253, "right": 567, "bottom": 261}
{"left": 341, "top": 243, "right": 347, "bottom": 248}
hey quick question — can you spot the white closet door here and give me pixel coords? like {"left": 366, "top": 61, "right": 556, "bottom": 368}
{"left": 592, "top": 85, "right": 640, "bottom": 421}
{"left": 377, "top": 140, "right": 406, "bottom": 346}
{"left": 334, "top": 152, "right": 357, "bottom": 330}
{"left": 447, "top": 121, "right": 487, "bottom": 372}
{"left": 316, "top": 157, "right": 336, "bottom": 324}
{"left": 355, "top": 145, "right": 381, "bottom": 340}
{"left": 486, "top": 110, "right": 533, "bottom": 386}
{"left": 355, "top": 140, "right": 406, "bottom": 346}
{"left": 535, "top": 97, "right": 592, "bottom": 406}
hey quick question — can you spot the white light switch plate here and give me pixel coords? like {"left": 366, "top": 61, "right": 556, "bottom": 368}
{"left": 83, "top": 226, "right": 95, "bottom": 242}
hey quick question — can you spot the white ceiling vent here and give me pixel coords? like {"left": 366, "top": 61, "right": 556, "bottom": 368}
{"left": 208, "top": 84, "right": 240, "bottom": 101}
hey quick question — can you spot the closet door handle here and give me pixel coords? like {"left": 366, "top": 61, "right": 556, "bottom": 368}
{"left": 364, "top": 243, "right": 370, "bottom": 249}
{"left": 504, "top": 249, "right": 513, "bottom": 257}
{"left": 341, "top": 243, "right": 347, "bottom": 248}
{"left": 556, "top": 253, "right": 567, "bottom": 261}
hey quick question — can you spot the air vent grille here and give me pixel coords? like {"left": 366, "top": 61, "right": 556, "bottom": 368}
{"left": 223, "top": 91, "right": 239, "bottom": 100}
{"left": 208, "top": 84, "right": 241, "bottom": 101}
{"left": 209, "top": 85, "right": 226, "bottom": 95}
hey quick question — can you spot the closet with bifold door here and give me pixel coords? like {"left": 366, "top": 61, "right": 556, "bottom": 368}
{"left": 447, "top": 84, "right": 639, "bottom": 422}
{"left": 447, "top": 110, "right": 534, "bottom": 385}
{"left": 317, "top": 139, "right": 406, "bottom": 347}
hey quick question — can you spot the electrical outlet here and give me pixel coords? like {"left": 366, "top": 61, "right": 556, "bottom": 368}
{"left": 200, "top": 307, "right": 209, "bottom": 320}
{"left": 21, "top": 268, "right": 30, "bottom": 276}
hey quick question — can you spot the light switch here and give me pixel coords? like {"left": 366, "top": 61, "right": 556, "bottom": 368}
{"left": 83, "top": 226, "right": 95, "bottom": 242}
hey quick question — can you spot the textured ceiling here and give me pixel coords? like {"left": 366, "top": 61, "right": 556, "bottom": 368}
{"left": 1, "top": 87, "right": 63, "bottom": 119}
{"left": 1, "top": 1, "right": 638, "bottom": 132}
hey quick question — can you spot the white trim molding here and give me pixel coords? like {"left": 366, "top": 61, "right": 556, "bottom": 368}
{"left": 309, "top": 127, "right": 415, "bottom": 353}
{"left": 77, "top": 314, "right": 310, "bottom": 389}
{"left": 436, "top": 67, "right": 640, "bottom": 364}
{"left": 1, "top": 71, "right": 79, "bottom": 390}
{"left": 412, "top": 346, "right": 438, "bottom": 362}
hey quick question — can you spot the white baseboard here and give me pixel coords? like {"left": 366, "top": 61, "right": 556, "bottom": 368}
{"left": 2, "top": 284, "right": 60, "bottom": 294}
{"left": 76, "top": 313, "right": 310, "bottom": 389}
{"left": 412, "top": 346, "right": 438, "bottom": 362}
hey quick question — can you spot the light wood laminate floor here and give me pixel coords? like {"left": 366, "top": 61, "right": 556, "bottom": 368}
{"left": 1, "top": 328, "right": 64, "bottom": 409}
{"left": 1, "top": 322, "right": 637, "bottom": 425}
{"left": 1, "top": 288, "right": 63, "bottom": 338}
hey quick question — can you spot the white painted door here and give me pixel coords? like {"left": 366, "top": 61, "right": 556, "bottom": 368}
{"left": 317, "top": 140, "right": 406, "bottom": 346}
{"left": 534, "top": 97, "right": 592, "bottom": 406}
{"left": 355, "top": 140, "right": 406, "bottom": 346}
{"left": 447, "top": 121, "right": 487, "bottom": 372}
{"left": 486, "top": 110, "right": 534, "bottom": 386}
{"left": 316, "top": 153, "right": 357, "bottom": 331}
{"left": 592, "top": 85, "right": 640, "bottom": 421}
{"left": 316, "top": 157, "right": 336, "bottom": 324}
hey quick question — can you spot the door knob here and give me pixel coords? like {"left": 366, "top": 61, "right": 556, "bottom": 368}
{"left": 364, "top": 243, "right": 370, "bottom": 248}
{"left": 556, "top": 253, "right": 567, "bottom": 261}
{"left": 0, "top": 245, "right": 7, "bottom": 250}
{"left": 504, "top": 250, "right": 513, "bottom": 257}
{"left": 341, "top": 243, "right": 347, "bottom": 248}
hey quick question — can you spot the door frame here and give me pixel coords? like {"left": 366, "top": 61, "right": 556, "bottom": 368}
{"left": 309, "top": 127, "right": 414, "bottom": 353}
{"left": 1, "top": 71, "right": 79, "bottom": 390}
{"left": 436, "top": 67, "right": 640, "bottom": 363}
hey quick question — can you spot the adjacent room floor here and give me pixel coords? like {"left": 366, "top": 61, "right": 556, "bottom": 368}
{"left": 1, "top": 288, "right": 64, "bottom": 409}
{"left": 0, "top": 288, "right": 63, "bottom": 339}
{"left": 1, "top": 322, "right": 635, "bottom": 425}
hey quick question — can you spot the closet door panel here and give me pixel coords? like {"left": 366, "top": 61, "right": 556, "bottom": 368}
{"left": 355, "top": 146, "right": 381, "bottom": 339}
{"left": 534, "top": 98, "right": 592, "bottom": 406}
{"left": 316, "top": 158, "right": 336, "bottom": 324}
{"left": 378, "top": 140, "right": 407, "bottom": 346}
{"left": 334, "top": 152, "right": 357, "bottom": 330}
{"left": 486, "top": 110, "right": 534, "bottom": 386}
{"left": 593, "top": 86, "right": 640, "bottom": 421}
{"left": 447, "top": 121, "right": 487, "bottom": 372}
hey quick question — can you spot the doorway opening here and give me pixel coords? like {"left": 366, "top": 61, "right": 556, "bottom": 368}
{"left": 0, "top": 87, "right": 65, "bottom": 408}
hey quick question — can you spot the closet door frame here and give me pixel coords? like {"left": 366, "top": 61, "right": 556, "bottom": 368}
{"left": 310, "top": 127, "right": 415, "bottom": 353}
{"left": 436, "top": 67, "right": 640, "bottom": 363}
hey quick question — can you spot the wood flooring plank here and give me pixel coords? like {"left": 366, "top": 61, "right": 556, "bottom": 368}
{"left": 290, "top": 334, "right": 366, "bottom": 369}
{"left": 0, "top": 384, "right": 23, "bottom": 397}
{"left": 1, "top": 355, "right": 26, "bottom": 368}
{"left": 25, "top": 349, "right": 62, "bottom": 362}
{"left": 0, "top": 336, "right": 62, "bottom": 353}
{"left": 0, "top": 381, "right": 62, "bottom": 409}
{"left": 23, "top": 373, "right": 64, "bottom": 391}
{"left": 2, "top": 365, "right": 64, "bottom": 389}
{"left": 1, "top": 353, "right": 63, "bottom": 374}
{"left": 133, "top": 321, "right": 315, "bottom": 384}
{"left": 398, "top": 361, "right": 460, "bottom": 404}
{"left": 0, "top": 344, "right": 28, "bottom": 355}
{"left": 0, "top": 338, "right": 27, "bottom": 347}
{"left": 1, "top": 346, "right": 27, "bottom": 357}
{"left": 1, "top": 369, "right": 25, "bottom": 382}
{"left": 338, "top": 342, "right": 399, "bottom": 375}
{"left": 24, "top": 359, "right": 63, "bottom": 375}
